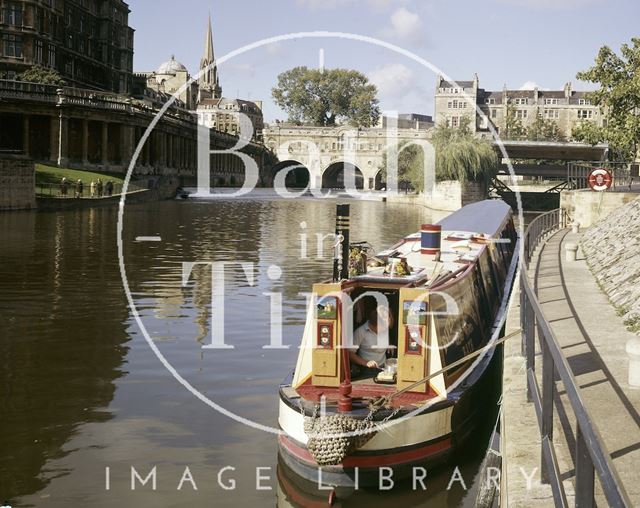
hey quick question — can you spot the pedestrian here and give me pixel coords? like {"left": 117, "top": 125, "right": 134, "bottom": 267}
{"left": 106, "top": 180, "right": 114, "bottom": 196}
{"left": 75, "top": 179, "right": 83, "bottom": 198}
{"left": 97, "top": 179, "right": 103, "bottom": 197}
{"left": 90, "top": 180, "right": 96, "bottom": 198}
{"left": 60, "top": 177, "right": 68, "bottom": 197}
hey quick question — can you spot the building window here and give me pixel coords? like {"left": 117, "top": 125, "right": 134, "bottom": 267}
{"left": 2, "top": 34, "right": 23, "bottom": 58}
{"left": 544, "top": 98, "right": 558, "bottom": 105}
{"left": 35, "top": 40, "right": 44, "bottom": 63}
{"left": 485, "top": 98, "right": 495, "bottom": 105}
{"left": 515, "top": 109, "right": 527, "bottom": 119}
{"left": 48, "top": 45, "right": 56, "bottom": 67}
{"left": 544, "top": 109, "right": 560, "bottom": 119}
{"left": 4, "top": 2, "right": 23, "bottom": 26}
{"left": 491, "top": 108, "right": 497, "bottom": 118}
{"left": 447, "top": 116, "right": 460, "bottom": 128}
{"left": 514, "top": 98, "right": 528, "bottom": 105}
{"left": 578, "top": 98, "right": 591, "bottom": 105}
{"left": 577, "top": 109, "right": 593, "bottom": 119}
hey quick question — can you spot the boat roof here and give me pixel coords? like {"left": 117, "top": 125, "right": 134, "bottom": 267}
{"left": 437, "top": 199, "right": 511, "bottom": 238}
{"left": 350, "top": 200, "right": 512, "bottom": 286}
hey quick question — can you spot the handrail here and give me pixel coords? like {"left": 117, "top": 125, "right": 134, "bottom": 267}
{"left": 520, "top": 209, "right": 631, "bottom": 507}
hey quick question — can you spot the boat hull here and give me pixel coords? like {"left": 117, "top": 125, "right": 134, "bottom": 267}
{"left": 277, "top": 346, "right": 501, "bottom": 488}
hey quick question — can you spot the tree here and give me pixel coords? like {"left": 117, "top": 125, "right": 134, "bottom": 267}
{"left": 571, "top": 120, "right": 605, "bottom": 145}
{"left": 378, "top": 117, "right": 498, "bottom": 190}
{"left": 18, "top": 65, "right": 66, "bottom": 86}
{"left": 576, "top": 37, "right": 640, "bottom": 161}
{"left": 379, "top": 141, "right": 427, "bottom": 191}
{"left": 527, "top": 113, "right": 565, "bottom": 142}
{"left": 432, "top": 117, "right": 499, "bottom": 182}
{"left": 504, "top": 103, "right": 527, "bottom": 140}
{"left": 272, "top": 67, "right": 380, "bottom": 127}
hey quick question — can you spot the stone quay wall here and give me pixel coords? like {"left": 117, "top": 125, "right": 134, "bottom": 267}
{"left": 0, "top": 155, "right": 35, "bottom": 211}
{"left": 388, "top": 179, "right": 488, "bottom": 211}
{"left": 560, "top": 189, "right": 640, "bottom": 228}
{"left": 581, "top": 197, "right": 640, "bottom": 336}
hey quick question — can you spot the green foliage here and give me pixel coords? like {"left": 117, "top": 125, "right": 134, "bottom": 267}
{"left": 379, "top": 142, "right": 427, "bottom": 191}
{"left": 18, "top": 65, "right": 66, "bottom": 86}
{"left": 527, "top": 114, "right": 565, "bottom": 141}
{"left": 571, "top": 120, "right": 605, "bottom": 145}
{"left": 576, "top": 37, "right": 640, "bottom": 161}
{"left": 272, "top": 67, "right": 380, "bottom": 127}
{"left": 504, "top": 104, "right": 527, "bottom": 140}
{"left": 432, "top": 118, "right": 499, "bottom": 182}
{"left": 379, "top": 118, "right": 498, "bottom": 189}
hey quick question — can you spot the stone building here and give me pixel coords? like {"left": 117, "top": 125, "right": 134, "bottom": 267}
{"left": 377, "top": 113, "right": 433, "bottom": 130}
{"left": 0, "top": 0, "right": 134, "bottom": 93}
{"left": 197, "top": 14, "right": 221, "bottom": 102}
{"left": 434, "top": 74, "right": 606, "bottom": 140}
{"left": 133, "top": 56, "right": 199, "bottom": 110}
{"left": 197, "top": 98, "right": 264, "bottom": 142}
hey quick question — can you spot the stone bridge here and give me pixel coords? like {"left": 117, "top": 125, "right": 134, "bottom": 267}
{"left": 263, "top": 124, "right": 433, "bottom": 190}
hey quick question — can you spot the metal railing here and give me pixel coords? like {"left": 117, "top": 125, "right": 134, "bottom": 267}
{"left": 567, "top": 161, "right": 638, "bottom": 191}
{"left": 520, "top": 209, "right": 631, "bottom": 507}
{"left": 35, "top": 180, "right": 147, "bottom": 198}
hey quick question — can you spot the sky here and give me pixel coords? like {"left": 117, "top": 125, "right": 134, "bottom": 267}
{"left": 129, "top": 0, "right": 640, "bottom": 122}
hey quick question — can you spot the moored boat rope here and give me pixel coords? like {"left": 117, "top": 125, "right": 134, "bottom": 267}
{"left": 303, "top": 404, "right": 403, "bottom": 466}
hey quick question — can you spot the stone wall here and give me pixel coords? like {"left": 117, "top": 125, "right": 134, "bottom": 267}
{"left": 560, "top": 189, "right": 640, "bottom": 228}
{"left": 0, "top": 155, "right": 35, "bottom": 211}
{"left": 581, "top": 197, "right": 640, "bottom": 335}
{"left": 387, "top": 179, "right": 488, "bottom": 211}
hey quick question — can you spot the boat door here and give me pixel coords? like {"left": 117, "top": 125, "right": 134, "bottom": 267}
{"left": 311, "top": 282, "right": 345, "bottom": 388}
{"left": 397, "top": 287, "right": 430, "bottom": 393}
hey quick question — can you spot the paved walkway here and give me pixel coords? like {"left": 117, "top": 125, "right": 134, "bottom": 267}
{"left": 532, "top": 228, "right": 640, "bottom": 504}
{"left": 501, "top": 283, "right": 556, "bottom": 507}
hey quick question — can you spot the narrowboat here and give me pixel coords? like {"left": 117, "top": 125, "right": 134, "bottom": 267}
{"left": 277, "top": 199, "right": 519, "bottom": 488}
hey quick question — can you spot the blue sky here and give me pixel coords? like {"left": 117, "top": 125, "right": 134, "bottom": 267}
{"left": 129, "top": 0, "right": 639, "bottom": 122}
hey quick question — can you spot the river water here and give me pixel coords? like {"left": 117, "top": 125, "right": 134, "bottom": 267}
{"left": 0, "top": 195, "right": 500, "bottom": 507}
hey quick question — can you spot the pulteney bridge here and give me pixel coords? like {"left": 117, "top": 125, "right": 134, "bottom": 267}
{"left": 263, "top": 124, "right": 433, "bottom": 190}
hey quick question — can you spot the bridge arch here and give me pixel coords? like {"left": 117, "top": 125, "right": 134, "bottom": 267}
{"left": 322, "top": 161, "right": 364, "bottom": 190}
{"left": 271, "top": 159, "right": 311, "bottom": 189}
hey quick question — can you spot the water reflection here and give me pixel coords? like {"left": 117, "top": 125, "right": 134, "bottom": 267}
{"left": 1, "top": 197, "right": 500, "bottom": 507}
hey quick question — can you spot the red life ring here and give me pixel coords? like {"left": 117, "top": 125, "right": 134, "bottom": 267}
{"left": 588, "top": 168, "right": 613, "bottom": 191}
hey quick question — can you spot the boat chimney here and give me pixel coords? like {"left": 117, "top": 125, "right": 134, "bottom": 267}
{"left": 333, "top": 204, "right": 350, "bottom": 281}
{"left": 421, "top": 224, "right": 442, "bottom": 256}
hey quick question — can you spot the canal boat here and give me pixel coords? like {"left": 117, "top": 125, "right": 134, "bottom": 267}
{"left": 277, "top": 199, "right": 519, "bottom": 488}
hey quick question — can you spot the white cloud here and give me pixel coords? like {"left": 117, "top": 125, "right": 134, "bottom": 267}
{"left": 380, "top": 8, "right": 424, "bottom": 44}
{"left": 368, "top": 63, "right": 432, "bottom": 114}
{"left": 369, "top": 63, "right": 414, "bottom": 97}
{"left": 297, "top": 0, "right": 410, "bottom": 10}
{"left": 519, "top": 81, "right": 538, "bottom": 90}
{"left": 519, "top": 81, "right": 550, "bottom": 90}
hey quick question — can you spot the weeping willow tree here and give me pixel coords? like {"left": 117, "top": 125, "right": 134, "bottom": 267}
{"left": 432, "top": 117, "right": 499, "bottom": 182}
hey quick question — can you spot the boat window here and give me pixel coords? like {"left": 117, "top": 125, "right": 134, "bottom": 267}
{"left": 431, "top": 273, "right": 483, "bottom": 368}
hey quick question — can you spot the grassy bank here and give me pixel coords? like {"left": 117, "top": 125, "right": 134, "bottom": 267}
{"left": 35, "top": 164, "right": 126, "bottom": 185}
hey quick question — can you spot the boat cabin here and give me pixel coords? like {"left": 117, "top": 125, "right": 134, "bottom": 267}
{"left": 290, "top": 200, "right": 517, "bottom": 405}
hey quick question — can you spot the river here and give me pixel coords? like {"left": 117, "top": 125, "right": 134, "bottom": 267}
{"left": 0, "top": 195, "right": 501, "bottom": 507}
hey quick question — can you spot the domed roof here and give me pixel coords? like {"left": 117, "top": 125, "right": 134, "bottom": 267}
{"left": 156, "top": 55, "right": 188, "bottom": 75}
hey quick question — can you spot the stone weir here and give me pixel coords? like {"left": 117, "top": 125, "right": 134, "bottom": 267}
{"left": 580, "top": 197, "right": 640, "bottom": 336}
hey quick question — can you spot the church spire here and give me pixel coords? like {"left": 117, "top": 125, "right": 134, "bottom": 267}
{"left": 199, "top": 13, "right": 221, "bottom": 100}
{"left": 203, "top": 14, "right": 214, "bottom": 63}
